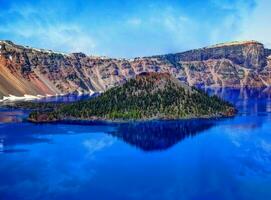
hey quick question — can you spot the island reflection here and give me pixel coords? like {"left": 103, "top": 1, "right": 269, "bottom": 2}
{"left": 108, "top": 119, "right": 216, "bottom": 151}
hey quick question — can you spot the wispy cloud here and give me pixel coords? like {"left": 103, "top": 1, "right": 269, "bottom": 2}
{"left": 237, "top": 0, "right": 271, "bottom": 48}
{"left": 127, "top": 18, "right": 142, "bottom": 26}
{"left": 1, "top": 24, "right": 96, "bottom": 53}
{"left": 0, "top": 3, "right": 96, "bottom": 54}
{"left": 210, "top": 0, "right": 256, "bottom": 11}
{"left": 0, "top": 0, "right": 266, "bottom": 57}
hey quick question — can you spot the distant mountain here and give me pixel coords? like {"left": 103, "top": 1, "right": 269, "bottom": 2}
{"left": 28, "top": 72, "right": 235, "bottom": 122}
{"left": 0, "top": 40, "right": 271, "bottom": 99}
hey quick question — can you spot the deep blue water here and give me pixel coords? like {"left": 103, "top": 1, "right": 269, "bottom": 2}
{"left": 1, "top": 88, "right": 271, "bottom": 200}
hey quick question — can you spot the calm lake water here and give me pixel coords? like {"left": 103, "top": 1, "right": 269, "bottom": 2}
{"left": 1, "top": 88, "right": 271, "bottom": 200}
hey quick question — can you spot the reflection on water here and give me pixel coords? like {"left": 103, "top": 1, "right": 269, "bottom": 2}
{"left": 0, "top": 109, "right": 27, "bottom": 123}
{"left": 1, "top": 88, "right": 271, "bottom": 199}
{"left": 109, "top": 120, "right": 215, "bottom": 151}
{"left": 0, "top": 123, "right": 115, "bottom": 153}
{"left": 0, "top": 119, "right": 215, "bottom": 153}
{"left": 0, "top": 115, "right": 22, "bottom": 123}
{"left": 204, "top": 87, "right": 271, "bottom": 116}
{"left": 0, "top": 139, "right": 3, "bottom": 152}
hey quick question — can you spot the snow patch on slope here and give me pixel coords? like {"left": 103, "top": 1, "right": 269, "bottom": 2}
{"left": 0, "top": 40, "right": 68, "bottom": 56}
{"left": 1, "top": 94, "right": 43, "bottom": 102}
{"left": 0, "top": 91, "right": 98, "bottom": 102}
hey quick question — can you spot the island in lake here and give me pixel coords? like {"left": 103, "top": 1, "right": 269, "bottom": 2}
{"left": 28, "top": 72, "right": 236, "bottom": 122}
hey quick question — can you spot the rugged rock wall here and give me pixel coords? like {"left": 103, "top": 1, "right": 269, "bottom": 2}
{"left": 0, "top": 40, "right": 270, "bottom": 98}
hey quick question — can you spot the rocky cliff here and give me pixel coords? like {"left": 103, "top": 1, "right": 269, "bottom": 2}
{"left": 0, "top": 40, "right": 270, "bottom": 99}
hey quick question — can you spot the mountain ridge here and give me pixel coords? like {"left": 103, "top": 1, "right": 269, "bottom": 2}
{"left": 0, "top": 40, "right": 271, "bottom": 99}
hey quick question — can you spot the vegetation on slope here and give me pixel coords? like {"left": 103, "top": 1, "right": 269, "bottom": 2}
{"left": 28, "top": 72, "right": 236, "bottom": 122}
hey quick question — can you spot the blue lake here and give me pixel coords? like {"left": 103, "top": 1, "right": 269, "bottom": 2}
{"left": 1, "top": 88, "right": 271, "bottom": 200}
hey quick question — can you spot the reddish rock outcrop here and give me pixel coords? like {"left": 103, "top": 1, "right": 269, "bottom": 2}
{"left": 0, "top": 40, "right": 270, "bottom": 98}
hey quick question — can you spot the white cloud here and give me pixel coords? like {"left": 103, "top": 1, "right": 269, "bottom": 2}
{"left": 208, "top": 14, "right": 241, "bottom": 44}
{"left": 0, "top": 23, "right": 96, "bottom": 54}
{"left": 210, "top": 0, "right": 255, "bottom": 10}
{"left": 139, "top": 2, "right": 256, "bottom": 53}
{"left": 39, "top": 25, "right": 96, "bottom": 54}
{"left": 146, "top": 8, "right": 200, "bottom": 51}
{"left": 0, "top": 0, "right": 267, "bottom": 57}
{"left": 127, "top": 18, "right": 142, "bottom": 26}
{"left": 0, "top": 4, "right": 96, "bottom": 54}
{"left": 237, "top": 0, "right": 271, "bottom": 48}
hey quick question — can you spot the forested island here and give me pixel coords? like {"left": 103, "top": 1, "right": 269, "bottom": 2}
{"left": 27, "top": 72, "right": 236, "bottom": 122}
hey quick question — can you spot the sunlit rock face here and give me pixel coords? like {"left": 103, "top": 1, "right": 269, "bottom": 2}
{"left": 0, "top": 40, "right": 271, "bottom": 98}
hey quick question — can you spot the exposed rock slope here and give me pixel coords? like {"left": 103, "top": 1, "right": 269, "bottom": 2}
{"left": 0, "top": 40, "right": 270, "bottom": 98}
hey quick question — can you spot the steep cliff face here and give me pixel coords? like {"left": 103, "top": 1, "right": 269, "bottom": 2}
{"left": 0, "top": 40, "right": 270, "bottom": 98}
{"left": 163, "top": 41, "right": 266, "bottom": 68}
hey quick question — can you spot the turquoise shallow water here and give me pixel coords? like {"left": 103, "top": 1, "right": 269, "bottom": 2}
{"left": 1, "top": 88, "right": 271, "bottom": 200}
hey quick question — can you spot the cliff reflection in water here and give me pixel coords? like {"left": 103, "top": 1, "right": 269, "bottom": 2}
{"left": 108, "top": 119, "right": 215, "bottom": 151}
{"left": 204, "top": 87, "right": 271, "bottom": 116}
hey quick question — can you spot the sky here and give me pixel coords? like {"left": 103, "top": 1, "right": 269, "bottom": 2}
{"left": 0, "top": 0, "right": 270, "bottom": 58}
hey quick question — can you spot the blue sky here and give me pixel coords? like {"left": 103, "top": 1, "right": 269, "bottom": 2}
{"left": 0, "top": 0, "right": 270, "bottom": 58}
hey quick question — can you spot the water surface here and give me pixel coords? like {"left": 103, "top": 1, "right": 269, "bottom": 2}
{"left": 1, "top": 88, "right": 271, "bottom": 200}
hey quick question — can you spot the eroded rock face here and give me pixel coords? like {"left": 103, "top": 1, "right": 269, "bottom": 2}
{"left": 0, "top": 40, "right": 270, "bottom": 98}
